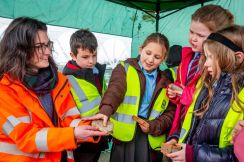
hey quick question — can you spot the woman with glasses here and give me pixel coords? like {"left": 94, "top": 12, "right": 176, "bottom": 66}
{"left": 0, "top": 17, "right": 108, "bottom": 162}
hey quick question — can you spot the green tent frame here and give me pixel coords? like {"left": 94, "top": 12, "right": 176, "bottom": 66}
{"left": 107, "top": 0, "right": 212, "bottom": 31}
{"left": 0, "top": 0, "right": 243, "bottom": 57}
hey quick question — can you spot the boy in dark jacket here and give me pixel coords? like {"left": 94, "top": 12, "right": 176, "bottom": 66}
{"left": 63, "top": 29, "right": 107, "bottom": 162}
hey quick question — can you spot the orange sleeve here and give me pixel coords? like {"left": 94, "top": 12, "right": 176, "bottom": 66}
{"left": 0, "top": 102, "right": 77, "bottom": 153}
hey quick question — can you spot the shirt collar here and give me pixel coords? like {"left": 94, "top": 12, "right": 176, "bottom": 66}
{"left": 194, "top": 52, "right": 201, "bottom": 59}
{"left": 93, "top": 66, "right": 99, "bottom": 74}
{"left": 138, "top": 61, "right": 158, "bottom": 78}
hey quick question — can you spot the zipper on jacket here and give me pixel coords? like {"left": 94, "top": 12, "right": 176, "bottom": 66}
{"left": 53, "top": 79, "right": 69, "bottom": 103}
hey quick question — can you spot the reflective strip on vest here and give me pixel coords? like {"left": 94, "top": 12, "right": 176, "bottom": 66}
{"left": 0, "top": 142, "right": 45, "bottom": 158}
{"left": 123, "top": 96, "right": 137, "bottom": 105}
{"left": 35, "top": 128, "right": 49, "bottom": 152}
{"left": 67, "top": 75, "right": 87, "bottom": 101}
{"left": 2, "top": 115, "right": 31, "bottom": 135}
{"left": 149, "top": 109, "right": 162, "bottom": 119}
{"left": 70, "top": 119, "right": 82, "bottom": 127}
{"left": 79, "top": 97, "right": 101, "bottom": 114}
{"left": 123, "top": 62, "right": 129, "bottom": 73}
{"left": 67, "top": 150, "right": 74, "bottom": 160}
{"left": 62, "top": 107, "right": 80, "bottom": 120}
{"left": 112, "top": 112, "right": 134, "bottom": 124}
{"left": 67, "top": 75, "right": 101, "bottom": 115}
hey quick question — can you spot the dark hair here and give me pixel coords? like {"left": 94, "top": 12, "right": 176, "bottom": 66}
{"left": 0, "top": 17, "right": 56, "bottom": 81}
{"left": 192, "top": 4, "right": 234, "bottom": 32}
{"left": 70, "top": 29, "right": 98, "bottom": 56}
{"left": 141, "top": 33, "right": 169, "bottom": 59}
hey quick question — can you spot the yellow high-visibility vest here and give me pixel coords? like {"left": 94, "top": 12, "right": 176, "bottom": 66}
{"left": 110, "top": 62, "right": 169, "bottom": 150}
{"left": 67, "top": 75, "right": 106, "bottom": 117}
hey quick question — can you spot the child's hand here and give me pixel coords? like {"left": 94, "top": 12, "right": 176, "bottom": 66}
{"left": 139, "top": 122, "right": 150, "bottom": 133}
{"left": 166, "top": 138, "right": 178, "bottom": 145}
{"left": 166, "top": 143, "right": 186, "bottom": 162}
{"left": 231, "top": 120, "right": 244, "bottom": 143}
{"left": 81, "top": 113, "right": 108, "bottom": 127}
{"left": 167, "top": 84, "right": 183, "bottom": 98}
{"left": 161, "top": 142, "right": 182, "bottom": 155}
{"left": 132, "top": 116, "right": 150, "bottom": 133}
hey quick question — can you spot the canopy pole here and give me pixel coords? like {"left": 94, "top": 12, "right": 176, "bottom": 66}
{"left": 156, "top": 12, "right": 159, "bottom": 32}
{"left": 156, "top": 0, "right": 160, "bottom": 32}
{"left": 200, "top": 0, "right": 204, "bottom": 6}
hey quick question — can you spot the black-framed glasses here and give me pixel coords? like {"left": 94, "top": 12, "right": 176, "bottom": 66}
{"left": 33, "top": 41, "right": 54, "bottom": 54}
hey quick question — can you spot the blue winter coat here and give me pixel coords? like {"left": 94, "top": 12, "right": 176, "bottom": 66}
{"left": 185, "top": 73, "right": 238, "bottom": 162}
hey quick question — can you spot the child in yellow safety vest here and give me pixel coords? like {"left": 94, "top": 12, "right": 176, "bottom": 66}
{"left": 165, "top": 25, "right": 244, "bottom": 162}
{"left": 84, "top": 33, "right": 176, "bottom": 162}
{"left": 63, "top": 29, "right": 108, "bottom": 162}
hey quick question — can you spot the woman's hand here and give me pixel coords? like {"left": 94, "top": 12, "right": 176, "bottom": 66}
{"left": 74, "top": 125, "right": 109, "bottom": 141}
{"left": 81, "top": 113, "right": 108, "bottom": 126}
{"left": 167, "top": 84, "right": 184, "bottom": 98}
{"left": 166, "top": 144, "right": 186, "bottom": 162}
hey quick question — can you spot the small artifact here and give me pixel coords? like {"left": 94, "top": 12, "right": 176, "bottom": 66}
{"left": 161, "top": 143, "right": 182, "bottom": 154}
{"left": 132, "top": 115, "right": 149, "bottom": 129}
{"left": 91, "top": 120, "right": 113, "bottom": 133}
{"left": 171, "top": 84, "right": 182, "bottom": 91}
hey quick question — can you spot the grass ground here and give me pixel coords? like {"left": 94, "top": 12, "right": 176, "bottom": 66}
{"left": 98, "top": 150, "right": 110, "bottom": 162}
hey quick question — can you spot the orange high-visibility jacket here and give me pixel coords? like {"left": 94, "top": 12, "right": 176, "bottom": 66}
{"left": 0, "top": 72, "right": 91, "bottom": 162}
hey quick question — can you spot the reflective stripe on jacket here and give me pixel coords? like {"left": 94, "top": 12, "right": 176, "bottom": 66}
{"left": 110, "top": 62, "right": 169, "bottom": 150}
{"left": 0, "top": 72, "right": 91, "bottom": 162}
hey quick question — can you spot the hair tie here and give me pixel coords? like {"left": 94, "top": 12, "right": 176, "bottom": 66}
{"left": 208, "top": 33, "right": 243, "bottom": 53}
